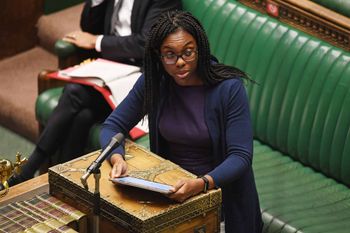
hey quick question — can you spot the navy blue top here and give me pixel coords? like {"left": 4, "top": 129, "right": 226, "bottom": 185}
{"left": 159, "top": 82, "right": 212, "bottom": 175}
{"left": 100, "top": 74, "right": 263, "bottom": 233}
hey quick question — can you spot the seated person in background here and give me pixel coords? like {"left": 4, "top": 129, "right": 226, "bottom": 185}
{"left": 64, "top": 0, "right": 175, "bottom": 66}
{"left": 4, "top": 0, "right": 182, "bottom": 188}
{"left": 101, "top": 11, "right": 263, "bottom": 233}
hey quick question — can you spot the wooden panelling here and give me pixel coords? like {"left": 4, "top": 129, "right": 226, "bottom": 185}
{"left": 0, "top": 0, "right": 45, "bottom": 60}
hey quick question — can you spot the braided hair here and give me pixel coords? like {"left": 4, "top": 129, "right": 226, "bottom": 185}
{"left": 143, "top": 10, "right": 248, "bottom": 116}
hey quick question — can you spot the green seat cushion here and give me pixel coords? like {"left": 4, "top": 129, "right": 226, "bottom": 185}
{"left": 254, "top": 141, "right": 350, "bottom": 233}
{"left": 35, "top": 87, "right": 63, "bottom": 126}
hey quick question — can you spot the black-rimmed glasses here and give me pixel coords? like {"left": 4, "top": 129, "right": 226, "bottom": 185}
{"left": 160, "top": 49, "right": 197, "bottom": 65}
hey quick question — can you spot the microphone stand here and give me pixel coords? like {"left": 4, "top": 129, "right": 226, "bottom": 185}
{"left": 80, "top": 133, "right": 124, "bottom": 233}
{"left": 80, "top": 158, "right": 102, "bottom": 233}
{"left": 92, "top": 169, "right": 101, "bottom": 233}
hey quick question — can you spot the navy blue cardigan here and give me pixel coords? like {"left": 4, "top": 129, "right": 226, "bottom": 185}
{"left": 100, "top": 74, "right": 263, "bottom": 233}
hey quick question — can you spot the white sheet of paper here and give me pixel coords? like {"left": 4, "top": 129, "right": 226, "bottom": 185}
{"left": 60, "top": 58, "right": 141, "bottom": 84}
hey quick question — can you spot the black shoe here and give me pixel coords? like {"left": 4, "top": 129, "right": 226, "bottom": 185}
{"left": 6, "top": 174, "right": 26, "bottom": 187}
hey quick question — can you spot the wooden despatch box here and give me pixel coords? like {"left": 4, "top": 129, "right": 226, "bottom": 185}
{"left": 48, "top": 140, "right": 222, "bottom": 233}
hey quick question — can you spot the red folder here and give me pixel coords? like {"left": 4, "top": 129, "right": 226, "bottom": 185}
{"left": 47, "top": 71, "right": 146, "bottom": 140}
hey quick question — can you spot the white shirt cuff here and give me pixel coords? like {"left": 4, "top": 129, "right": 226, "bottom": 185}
{"left": 95, "top": 35, "right": 103, "bottom": 52}
{"left": 91, "top": 0, "right": 105, "bottom": 7}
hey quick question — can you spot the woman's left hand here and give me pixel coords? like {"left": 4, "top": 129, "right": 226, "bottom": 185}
{"left": 167, "top": 178, "right": 204, "bottom": 203}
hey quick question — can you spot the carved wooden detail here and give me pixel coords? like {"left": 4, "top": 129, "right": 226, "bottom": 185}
{"left": 48, "top": 145, "right": 222, "bottom": 232}
{"left": 238, "top": 0, "right": 350, "bottom": 51}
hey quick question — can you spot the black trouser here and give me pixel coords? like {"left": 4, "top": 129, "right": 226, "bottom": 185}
{"left": 22, "top": 83, "right": 111, "bottom": 178}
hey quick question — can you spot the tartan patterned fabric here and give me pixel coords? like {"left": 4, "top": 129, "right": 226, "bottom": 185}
{"left": 0, "top": 192, "right": 86, "bottom": 233}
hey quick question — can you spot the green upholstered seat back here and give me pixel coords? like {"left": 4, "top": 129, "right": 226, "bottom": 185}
{"left": 183, "top": 0, "right": 350, "bottom": 186}
{"left": 44, "top": 0, "right": 84, "bottom": 14}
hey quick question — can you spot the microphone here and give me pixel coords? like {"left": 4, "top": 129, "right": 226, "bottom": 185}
{"left": 81, "top": 133, "right": 124, "bottom": 189}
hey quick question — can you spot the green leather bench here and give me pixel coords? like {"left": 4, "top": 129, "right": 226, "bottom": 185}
{"left": 44, "top": 0, "right": 84, "bottom": 15}
{"left": 36, "top": 0, "right": 350, "bottom": 232}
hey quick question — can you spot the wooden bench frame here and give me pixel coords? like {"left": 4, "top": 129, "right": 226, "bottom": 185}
{"left": 238, "top": 0, "right": 350, "bottom": 51}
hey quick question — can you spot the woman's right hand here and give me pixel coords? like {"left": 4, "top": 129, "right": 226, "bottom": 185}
{"left": 109, "top": 154, "right": 128, "bottom": 178}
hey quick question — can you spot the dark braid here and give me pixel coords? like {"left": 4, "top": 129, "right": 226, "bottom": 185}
{"left": 143, "top": 11, "right": 249, "bottom": 118}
